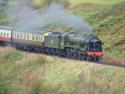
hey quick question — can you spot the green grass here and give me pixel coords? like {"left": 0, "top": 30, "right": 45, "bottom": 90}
{"left": 0, "top": 48, "right": 125, "bottom": 94}
{"left": 0, "top": 1, "right": 125, "bottom": 93}
{"left": 0, "top": 10, "right": 6, "bottom": 24}
{"left": 69, "top": 0, "right": 125, "bottom": 5}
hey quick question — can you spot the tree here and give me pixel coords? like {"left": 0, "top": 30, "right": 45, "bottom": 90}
{"left": 53, "top": 0, "right": 70, "bottom": 8}
{"left": 0, "top": 0, "right": 8, "bottom": 10}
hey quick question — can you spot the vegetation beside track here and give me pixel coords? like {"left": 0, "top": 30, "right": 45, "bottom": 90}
{"left": 0, "top": 0, "right": 125, "bottom": 94}
{"left": 0, "top": 47, "right": 125, "bottom": 94}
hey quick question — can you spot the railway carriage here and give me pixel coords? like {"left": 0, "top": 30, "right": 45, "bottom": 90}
{"left": 12, "top": 31, "right": 43, "bottom": 51}
{"left": 0, "top": 26, "right": 103, "bottom": 62}
{"left": 0, "top": 26, "right": 12, "bottom": 45}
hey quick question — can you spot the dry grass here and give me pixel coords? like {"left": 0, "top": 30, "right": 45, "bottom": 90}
{"left": 101, "top": 55, "right": 125, "bottom": 66}
{"left": 0, "top": 47, "right": 125, "bottom": 94}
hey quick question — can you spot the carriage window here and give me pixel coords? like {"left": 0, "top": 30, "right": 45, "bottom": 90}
{"left": 29, "top": 34, "right": 32, "bottom": 40}
{"left": 7, "top": 33, "right": 9, "bottom": 37}
{"left": 19, "top": 33, "right": 22, "bottom": 39}
{"left": 39, "top": 36, "right": 41, "bottom": 41}
{"left": 4, "top": 33, "right": 6, "bottom": 37}
{"left": 35, "top": 36, "right": 37, "bottom": 41}
{"left": 16, "top": 33, "right": 18, "bottom": 38}
{"left": 35, "top": 36, "right": 38, "bottom": 41}
{"left": 13, "top": 33, "right": 16, "bottom": 38}
{"left": 28, "top": 34, "right": 31, "bottom": 40}
{"left": 41, "top": 36, "right": 43, "bottom": 41}
{"left": 0, "top": 32, "right": 2, "bottom": 36}
{"left": 27, "top": 34, "right": 29, "bottom": 40}
{"left": 37, "top": 35, "right": 39, "bottom": 41}
{"left": 18, "top": 33, "right": 20, "bottom": 38}
{"left": 17, "top": 33, "right": 19, "bottom": 38}
{"left": 41, "top": 36, "right": 43, "bottom": 40}
{"left": 32, "top": 35, "right": 35, "bottom": 40}
{"left": 2, "top": 32, "right": 4, "bottom": 37}
{"left": 25, "top": 33, "right": 27, "bottom": 40}
{"left": 6, "top": 31, "right": 9, "bottom": 37}
{"left": 14, "top": 33, "right": 16, "bottom": 38}
{"left": 37, "top": 36, "right": 40, "bottom": 41}
{"left": 22, "top": 33, "right": 24, "bottom": 39}
{"left": 34, "top": 35, "right": 36, "bottom": 41}
{"left": 23, "top": 34, "right": 26, "bottom": 39}
{"left": 24, "top": 34, "right": 26, "bottom": 39}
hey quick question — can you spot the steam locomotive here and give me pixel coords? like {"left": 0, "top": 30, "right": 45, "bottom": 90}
{"left": 0, "top": 26, "right": 103, "bottom": 62}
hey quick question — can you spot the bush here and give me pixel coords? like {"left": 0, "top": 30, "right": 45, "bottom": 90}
{"left": 2, "top": 51, "right": 23, "bottom": 63}
{"left": 0, "top": 80, "right": 6, "bottom": 94}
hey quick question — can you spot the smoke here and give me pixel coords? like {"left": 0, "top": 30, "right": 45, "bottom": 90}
{"left": 5, "top": 0, "right": 92, "bottom": 34}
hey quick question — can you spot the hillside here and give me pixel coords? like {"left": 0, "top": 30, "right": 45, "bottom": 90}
{"left": 89, "top": 2, "right": 125, "bottom": 63}
{"left": 0, "top": 47, "right": 125, "bottom": 94}
{"left": 0, "top": 1, "right": 125, "bottom": 94}
{"left": 71, "top": 1, "right": 125, "bottom": 65}
{"left": 69, "top": 0, "right": 125, "bottom": 5}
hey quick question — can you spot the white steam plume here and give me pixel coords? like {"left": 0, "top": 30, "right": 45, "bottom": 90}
{"left": 5, "top": 0, "right": 93, "bottom": 34}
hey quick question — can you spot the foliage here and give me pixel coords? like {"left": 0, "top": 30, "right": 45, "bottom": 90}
{"left": 69, "top": 0, "right": 125, "bottom": 5}
{"left": 32, "top": 0, "right": 70, "bottom": 9}
{"left": 72, "top": 1, "right": 125, "bottom": 60}
{"left": 0, "top": 1, "right": 125, "bottom": 93}
{"left": 0, "top": 48, "right": 125, "bottom": 94}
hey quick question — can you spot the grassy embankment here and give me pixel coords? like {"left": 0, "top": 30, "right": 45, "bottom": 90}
{"left": 0, "top": 1, "right": 125, "bottom": 94}
{"left": 69, "top": 0, "right": 124, "bottom": 5}
{"left": 0, "top": 47, "right": 125, "bottom": 94}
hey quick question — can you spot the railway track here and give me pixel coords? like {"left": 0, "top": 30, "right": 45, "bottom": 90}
{"left": 0, "top": 46, "right": 124, "bottom": 68}
{"left": 18, "top": 48, "right": 125, "bottom": 68}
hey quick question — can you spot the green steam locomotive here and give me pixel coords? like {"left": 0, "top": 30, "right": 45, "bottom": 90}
{"left": 0, "top": 26, "right": 103, "bottom": 62}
